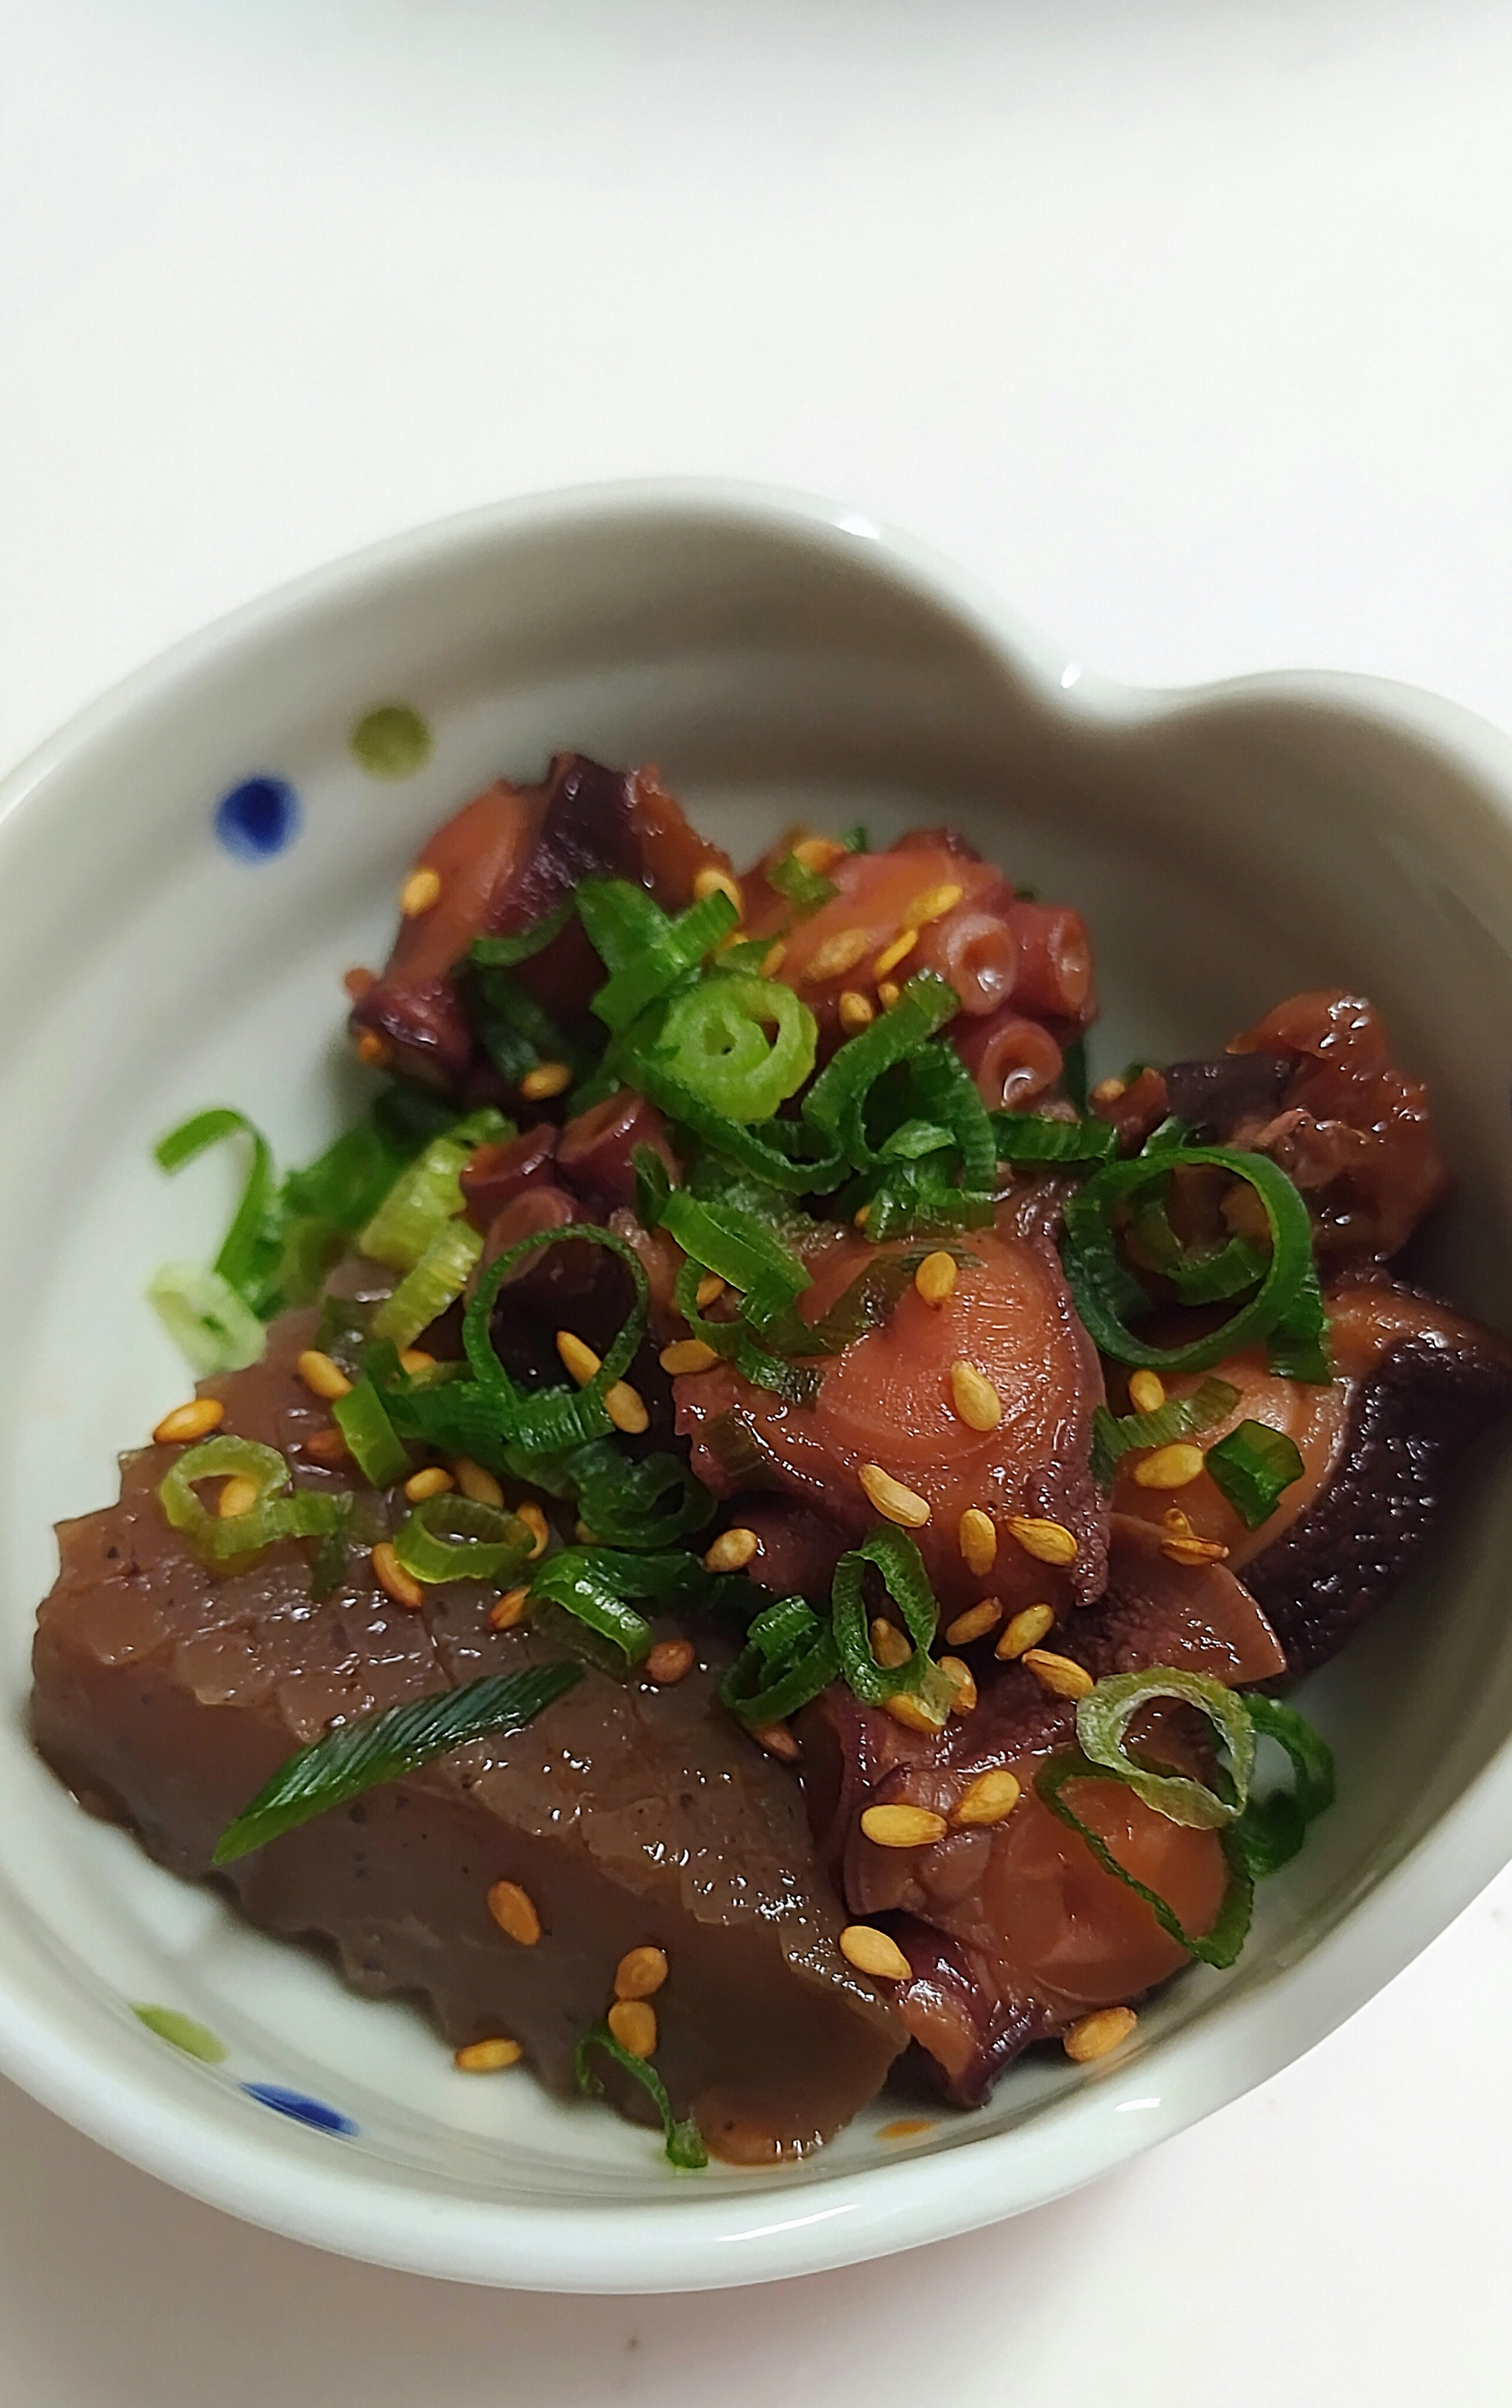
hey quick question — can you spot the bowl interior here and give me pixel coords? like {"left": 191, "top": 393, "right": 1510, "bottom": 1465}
{"left": 2, "top": 491, "right": 1512, "bottom": 2280}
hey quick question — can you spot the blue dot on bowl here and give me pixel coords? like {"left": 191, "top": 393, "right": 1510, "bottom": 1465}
{"left": 214, "top": 776, "right": 301, "bottom": 862}
{"left": 241, "top": 2081, "right": 357, "bottom": 2137}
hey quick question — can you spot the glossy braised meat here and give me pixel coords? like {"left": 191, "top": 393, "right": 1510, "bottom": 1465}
{"left": 1095, "top": 992, "right": 1447, "bottom": 1262}
{"left": 1110, "top": 1281, "right": 1512, "bottom": 1676}
{"left": 675, "top": 1185, "right": 1108, "bottom": 1618}
{"left": 352, "top": 755, "right": 729, "bottom": 1097}
{"left": 745, "top": 832, "right": 1093, "bottom": 1102}
{"left": 798, "top": 1520, "right": 1275, "bottom": 2102}
{"left": 30, "top": 1311, "right": 902, "bottom": 2163}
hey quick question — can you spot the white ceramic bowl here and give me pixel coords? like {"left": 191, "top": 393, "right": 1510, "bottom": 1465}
{"left": 4, "top": 482, "right": 1512, "bottom": 2293}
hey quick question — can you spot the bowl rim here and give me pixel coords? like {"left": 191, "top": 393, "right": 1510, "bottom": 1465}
{"left": 5, "top": 474, "right": 1512, "bottom": 2293}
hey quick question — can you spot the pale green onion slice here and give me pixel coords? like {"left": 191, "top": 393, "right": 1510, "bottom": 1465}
{"left": 158, "top": 1435, "right": 349, "bottom": 1566}
{"left": 147, "top": 1261, "right": 268, "bottom": 1375}
{"left": 371, "top": 1218, "right": 484, "bottom": 1349}
{"left": 392, "top": 1494, "right": 534, "bottom": 1586}
{"left": 1075, "top": 1667, "right": 1256, "bottom": 1830}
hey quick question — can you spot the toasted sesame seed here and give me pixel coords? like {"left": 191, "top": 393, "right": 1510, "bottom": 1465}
{"left": 604, "top": 1380, "right": 649, "bottom": 1435}
{"left": 761, "top": 940, "right": 787, "bottom": 977}
{"left": 660, "top": 1337, "right": 720, "bottom": 1375}
{"left": 876, "top": 979, "right": 901, "bottom": 1010}
{"left": 839, "top": 1924, "right": 912, "bottom": 1981}
{"left": 996, "top": 1602, "right": 1055, "bottom": 1659}
{"left": 1090, "top": 1077, "right": 1127, "bottom": 1106}
{"left": 752, "top": 1721, "right": 799, "bottom": 1761}
{"left": 606, "top": 1998, "right": 658, "bottom": 2058}
{"left": 486, "top": 1880, "right": 541, "bottom": 1945}
{"left": 400, "top": 1347, "right": 437, "bottom": 1374}
{"left": 573, "top": 1519, "right": 600, "bottom": 1545}
{"left": 400, "top": 866, "right": 442, "bottom": 917}
{"left": 342, "top": 965, "right": 376, "bottom": 1001}
{"left": 939, "top": 1655, "right": 978, "bottom": 1714}
{"left": 873, "top": 928, "right": 919, "bottom": 980}
{"left": 693, "top": 866, "right": 743, "bottom": 918}
{"left": 838, "top": 988, "right": 876, "bottom": 1035}
{"left": 1064, "top": 2006, "right": 1138, "bottom": 2063}
{"left": 1128, "top": 1369, "right": 1167, "bottom": 1415}
{"left": 869, "top": 1616, "right": 913, "bottom": 1670}
{"left": 951, "top": 1768, "right": 1021, "bottom": 1828}
{"left": 645, "top": 1639, "right": 695, "bottom": 1685}
{"left": 520, "top": 1060, "right": 572, "bottom": 1102}
{"left": 302, "top": 1424, "right": 350, "bottom": 1467}
{"left": 793, "top": 835, "right": 847, "bottom": 873}
{"left": 1132, "top": 1441, "right": 1206, "bottom": 1490}
{"left": 945, "top": 1598, "right": 1004, "bottom": 1646}
{"left": 904, "top": 882, "right": 964, "bottom": 929}
{"left": 217, "top": 1474, "right": 259, "bottom": 1520}
{"left": 1007, "top": 1514, "right": 1079, "bottom": 1566}
{"left": 517, "top": 1501, "right": 549, "bottom": 1559}
{"left": 958, "top": 1506, "right": 998, "bottom": 1576}
{"left": 1161, "top": 1532, "right": 1230, "bottom": 1566}
{"left": 372, "top": 1542, "right": 424, "bottom": 1611}
{"left": 454, "top": 1456, "right": 504, "bottom": 1508}
{"left": 915, "top": 1251, "right": 958, "bottom": 1307}
{"left": 297, "top": 1348, "right": 352, "bottom": 1401}
{"left": 614, "top": 1945, "right": 669, "bottom": 2001}
{"left": 807, "top": 927, "right": 872, "bottom": 983}
{"left": 152, "top": 1397, "right": 225, "bottom": 1445}
{"left": 950, "top": 1360, "right": 1003, "bottom": 1432}
{"left": 355, "top": 1030, "right": 394, "bottom": 1069}
{"left": 695, "top": 1273, "right": 724, "bottom": 1310}
{"left": 853, "top": 1204, "right": 871, "bottom": 1229}
{"left": 489, "top": 1587, "right": 530, "bottom": 1631}
{"left": 704, "top": 1526, "right": 758, "bottom": 1573}
{"left": 859, "top": 1464, "right": 931, "bottom": 1527}
{"left": 861, "top": 1803, "right": 948, "bottom": 1848}
{"left": 403, "top": 1465, "right": 454, "bottom": 1503}
{"left": 556, "top": 1330, "right": 601, "bottom": 1385}
{"left": 884, "top": 1692, "right": 949, "bottom": 1733}
{"left": 1023, "top": 1647, "right": 1094, "bottom": 1700}
{"left": 454, "top": 2037, "right": 523, "bottom": 2072}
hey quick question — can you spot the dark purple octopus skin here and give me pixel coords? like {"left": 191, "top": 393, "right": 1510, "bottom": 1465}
{"left": 1245, "top": 1322, "right": 1512, "bottom": 1674}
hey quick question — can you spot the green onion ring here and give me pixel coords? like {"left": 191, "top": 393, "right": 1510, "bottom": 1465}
{"left": 1036, "top": 1750, "right": 1256, "bottom": 1969}
{"left": 462, "top": 1222, "right": 650, "bottom": 1453}
{"left": 830, "top": 1526, "right": 954, "bottom": 1718}
{"left": 392, "top": 1493, "right": 534, "bottom": 1586}
{"left": 1062, "top": 1143, "right": 1329, "bottom": 1375}
{"left": 1075, "top": 1667, "right": 1255, "bottom": 1829}
{"left": 159, "top": 1435, "right": 350, "bottom": 1567}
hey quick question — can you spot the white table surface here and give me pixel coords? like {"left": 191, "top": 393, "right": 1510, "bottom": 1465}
{"left": 4, "top": 2, "right": 1512, "bottom": 2398}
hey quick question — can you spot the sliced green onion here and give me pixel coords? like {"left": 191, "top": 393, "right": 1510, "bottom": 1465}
{"left": 591, "top": 886, "right": 741, "bottom": 1033}
{"left": 527, "top": 1546, "right": 710, "bottom": 1664}
{"left": 840, "top": 824, "right": 870, "bottom": 854}
{"left": 1036, "top": 1750, "right": 1256, "bottom": 1969}
{"left": 1061, "top": 1033, "right": 1089, "bottom": 1112}
{"left": 992, "top": 1112, "right": 1117, "bottom": 1166}
{"left": 574, "top": 2023, "right": 707, "bottom": 2170}
{"left": 801, "top": 971, "right": 960, "bottom": 1170}
{"left": 1090, "top": 1375, "right": 1241, "bottom": 1490}
{"left": 575, "top": 878, "right": 675, "bottom": 977}
{"left": 721, "top": 1595, "right": 839, "bottom": 1725}
{"left": 212, "top": 1660, "right": 581, "bottom": 1863}
{"left": 638, "top": 1065, "right": 845, "bottom": 1192}
{"left": 392, "top": 1492, "right": 534, "bottom": 1585}
{"left": 641, "top": 973, "right": 817, "bottom": 1125}
{"left": 1204, "top": 1419, "right": 1306, "bottom": 1529}
{"left": 358, "top": 1111, "right": 509, "bottom": 1272}
{"left": 371, "top": 1080, "right": 469, "bottom": 1156}
{"left": 767, "top": 850, "right": 838, "bottom": 914}
{"left": 1225, "top": 1695, "right": 1336, "bottom": 1878}
{"left": 462, "top": 1223, "right": 649, "bottom": 1453}
{"left": 858, "top": 1164, "right": 995, "bottom": 1244}
{"left": 830, "top": 1526, "right": 954, "bottom": 1720}
{"left": 159, "top": 1435, "right": 351, "bottom": 1566}
{"left": 660, "top": 1191, "right": 810, "bottom": 1329}
{"left": 371, "top": 1217, "right": 484, "bottom": 1349}
{"left": 154, "top": 1106, "right": 278, "bottom": 1302}
{"left": 470, "top": 895, "right": 578, "bottom": 968}
{"left": 561, "top": 1440, "right": 715, "bottom": 1550}
{"left": 147, "top": 1262, "right": 269, "bottom": 1375}
{"left": 1264, "top": 1251, "right": 1331, "bottom": 1382}
{"left": 1075, "top": 1668, "right": 1255, "bottom": 1830}
{"left": 1061, "top": 1143, "right": 1330, "bottom": 1376}
{"left": 904, "top": 1040, "right": 997, "bottom": 1194}
{"left": 332, "top": 1378, "right": 412, "bottom": 1488}
{"left": 631, "top": 1142, "right": 674, "bottom": 1229}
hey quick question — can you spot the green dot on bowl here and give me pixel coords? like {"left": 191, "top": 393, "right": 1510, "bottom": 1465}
{"left": 133, "top": 2003, "right": 228, "bottom": 2063}
{"left": 351, "top": 703, "right": 432, "bottom": 780}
